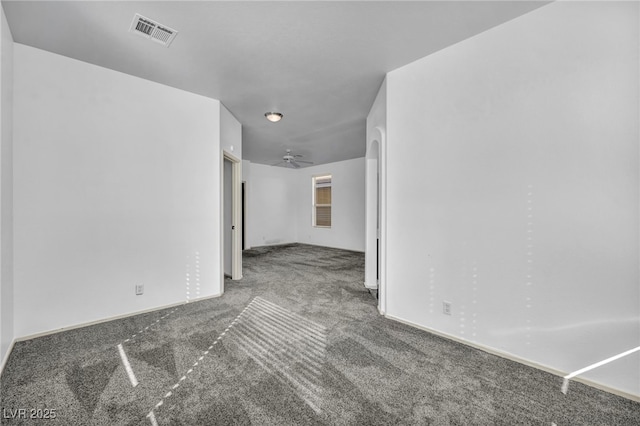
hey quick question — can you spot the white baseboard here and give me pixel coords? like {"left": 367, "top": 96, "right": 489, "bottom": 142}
{"left": 250, "top": 242, "right": 296, "bottom": 249}
{"left": 14, "top": 293, "right": 223, "bottom": 343}
{"left": 385, "top": 313, "right": 640, "bottom": 403}
{"left": 363, "top": 281, "right": 378, "bottom": 290}
{"left": 298, "top": 242, "right": 365, "bottom": 253}
{"left": 249, "top": 241, "right": 365, "bottom": 253}
{"left": 0, "top": 338, "right": 16, "bottom": 376}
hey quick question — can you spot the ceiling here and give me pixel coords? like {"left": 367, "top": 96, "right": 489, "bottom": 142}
{"left": 2, "top": 1, "right": 546, "bottom": 167}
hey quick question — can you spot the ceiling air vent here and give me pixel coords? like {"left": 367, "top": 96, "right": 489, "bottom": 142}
{"left": 129, "top": 13, "right": 178, "bottom": 47}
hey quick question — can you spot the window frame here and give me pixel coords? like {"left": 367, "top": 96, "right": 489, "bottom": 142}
{"left": 312, "top": 174, "right": 332, "bottom": 228}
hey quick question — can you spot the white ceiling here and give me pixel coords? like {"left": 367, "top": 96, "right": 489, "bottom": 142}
{"left": 3, "top": 1, "right": 546, "bottom": 167}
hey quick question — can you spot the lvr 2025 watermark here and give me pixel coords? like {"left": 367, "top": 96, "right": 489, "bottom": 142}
{"left": 2, "top": 408, "right": 57, "bottom": 420}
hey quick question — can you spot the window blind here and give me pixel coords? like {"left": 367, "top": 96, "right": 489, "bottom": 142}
{"left": 313, "top": 175, "right": 332, "bottom": 227}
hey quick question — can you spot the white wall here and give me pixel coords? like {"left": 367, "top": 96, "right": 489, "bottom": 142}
{"left": 366, "top": 79, "right": 386, "bottom": 143}
{"left": 295, "top": 158, "right": 365, "bottom": 252}
{"left": 246, "top": 163, "right": 298, "bottom": 248}
{"left": 13, "top": 45, "right": 222, "bottom": 338}
{"left": 0, "top": 5, "right": 13, "bottom": 365}
{"left": 385, "top": 1, "right": 639, "bottom": 396}
{"left": 220, "top": 103, "right": 242, "bottom": 159}
{"left": 242, "top": 160, "right": 251, "bottom": 181}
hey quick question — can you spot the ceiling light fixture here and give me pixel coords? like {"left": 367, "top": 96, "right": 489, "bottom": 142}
{"left": 265, "top": 112, "right": 283, "bottom": 123}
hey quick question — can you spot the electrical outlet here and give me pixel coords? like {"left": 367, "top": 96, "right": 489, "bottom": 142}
{"left": 443, "top": 301, "right": 452, "bottom": 315}
{"left": 136, "top": 284, "right": 144, "bottom": 295}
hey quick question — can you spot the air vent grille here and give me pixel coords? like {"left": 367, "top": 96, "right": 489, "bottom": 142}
{"left": 129, "top": 14, "right": 178, "bottom": 47}
{"left": 135, "top": 18, "right": 155, "bottom": 35}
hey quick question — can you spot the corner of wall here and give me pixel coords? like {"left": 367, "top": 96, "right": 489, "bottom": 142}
{"left": 0, "top": 2, "right": 15, "bottom": 368}
{"left": 220, "top": 103, "right": 242, "bottom": 160}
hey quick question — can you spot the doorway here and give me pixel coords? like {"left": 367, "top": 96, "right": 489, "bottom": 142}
{"left": 222, "top": 151, "right": 242, "bottom": 288}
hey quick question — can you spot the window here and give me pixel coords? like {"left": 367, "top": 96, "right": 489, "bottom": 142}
{"left": 313, "top": 175, "right": 332, "bottom": 227}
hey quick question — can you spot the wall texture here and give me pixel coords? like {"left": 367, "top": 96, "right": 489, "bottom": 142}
{"left": 385, "top": 1, "right": 639, "bottom": 396}
{"left": 13, "top": 45, "right": 223, "bottom": 337}
{"left": 0, "top": 5, "right": 14, "bottom": 366}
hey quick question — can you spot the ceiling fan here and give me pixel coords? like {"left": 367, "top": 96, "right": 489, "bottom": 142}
{"left": 272, "top": 149, "right": 314, "bottom": 169}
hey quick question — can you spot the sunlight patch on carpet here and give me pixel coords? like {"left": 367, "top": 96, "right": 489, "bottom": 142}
{"left": 229, "top": 296, "right": 327, "bottom": 413}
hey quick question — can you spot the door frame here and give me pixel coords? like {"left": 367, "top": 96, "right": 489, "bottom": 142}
{"left": 222, "top": 150, "right": 242, "bottom": 288}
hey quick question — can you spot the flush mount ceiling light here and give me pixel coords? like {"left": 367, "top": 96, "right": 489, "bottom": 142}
{"left": 265, "top": 112, "right": 283, "bottom": 123}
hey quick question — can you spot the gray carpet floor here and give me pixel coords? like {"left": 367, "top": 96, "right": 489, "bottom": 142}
{"left": 1, "top": 243, "right": 639, "bottom": 425}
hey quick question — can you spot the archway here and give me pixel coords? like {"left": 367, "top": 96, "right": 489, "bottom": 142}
{"left": 365, "top": 127, "right": 385, "bottom": 314}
